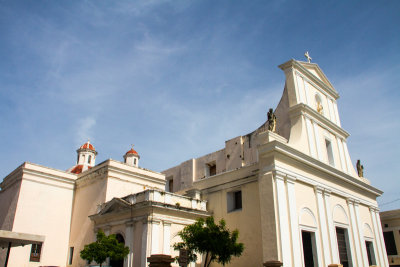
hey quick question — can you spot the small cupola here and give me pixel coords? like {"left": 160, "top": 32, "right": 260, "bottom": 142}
{"left": 76, "top": 140, "right": 98, "bottom": 168}
{"left": 124, "top": 145, "right": 140, "bottom": 167}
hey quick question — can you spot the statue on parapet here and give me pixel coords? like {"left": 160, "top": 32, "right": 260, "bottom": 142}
{"left": 267, "top": 108, "right": 277, "bottom": 132}
{"left": 356, "top": 159, "right": 364, "bottom": 177}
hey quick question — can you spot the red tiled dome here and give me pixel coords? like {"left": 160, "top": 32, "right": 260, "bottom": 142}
{"left": 79, "top": 141, "right": 95, "bottom": 151}
{"left": 125, "top": 148, "right": 138, "bottom": 155}
{"left": 70, "top": 165, "right": 92, "bottom": 174}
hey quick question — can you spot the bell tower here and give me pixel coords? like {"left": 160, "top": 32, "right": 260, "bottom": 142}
{"left": 124, "top": 145, "right": 140, "bottom": 167}
{"left": 76, "top": 140, "right": 97, "bottom": 168}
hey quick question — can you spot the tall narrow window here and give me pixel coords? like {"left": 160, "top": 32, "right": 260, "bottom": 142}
{"left": 383, "top": 231, "right": 398, "bottom": 255}
{"left": 88, "top": 155, "right": 92, "bottom": 164}
{"left": 227, "top": 190, "right": 242, "bottom": 212}
{"left": 69, "top": 247, "right": 74, "bottom": 265}
{"left": 336, "top": 227, "right": 352, "bottom": 267}
{"left": 301, "top": 231, "right": 318, "bottom": 267}
{"left": 365, "top": 241, "right": 376, "bottom": 266}
{"left": 134, "top": 158, "right": 137, "bottom": 165}
{"left": 168, "top": 179, "right": 174, "bottom": 193}
{"left": 30, "top": 243, "right": 42, "bottom": 262}
{"left": 325, "top": 139, "right": 335, "bottom": 166}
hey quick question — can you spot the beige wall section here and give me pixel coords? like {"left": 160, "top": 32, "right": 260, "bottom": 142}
{"left": 201, "top": 180, "right": 263, "bottom": 267}
{"left": 5, "top": 163, "right": 76, "bottom": 267}
{"left": 0, "top": 176, "right": 21, "bottom": 231}
{"left": 69, "top": 173, "right": 108, "bottom": 267}
{"left": 69, "top": 160, "right": 166, "bottom": 266}
{"left": 258, "top": 171, "right": 279, "bottom": 263}
{"left": 0, "top": 177, "right": 21, "bottom": 266}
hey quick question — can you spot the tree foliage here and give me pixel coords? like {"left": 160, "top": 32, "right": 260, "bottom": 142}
{"left": 173, "top": 216, "right": 244, "bottom": 267}
{"left": 80, "top": 230, "right": 129, "bottom": 267}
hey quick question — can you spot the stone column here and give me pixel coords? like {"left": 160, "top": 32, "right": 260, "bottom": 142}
{"left": 125, "top": 222, "right": 134, "bottom": 267}
{"left": 163, "top": 222, "right": 171, "bottom": 255}
{"left": 151, "top": 220, "right": 161, "bottom": 255}
{"left": 373, "top": 208, "right": 389, "bottom": 267}
{"left": 315, "top": 186, "right": 331, "bottom": 266}
{"left": 324, "top": 190, "right": 339, "bottom": 263}
{"left": 305, "top": 117, "right": 317, "bottom": 158}
{"left": 286, "top": 175, "right": 301, "bottom": 267}
{"left": 274, "top": 172, "right": 292, "bottom": 267}
{"left": 312, "top": 121, "right": 322, "bottom": 161}
{"left": 354, "top": 201, "right": 369, "bottom": 266}
{"left": 141, "top": 221, "right": 149, "bottom": 267}
{"left": 347, "top": 199, "right": 362, "bottom": 266}
{"left": 370, "top": 207, "right": 385, "bottom": 266}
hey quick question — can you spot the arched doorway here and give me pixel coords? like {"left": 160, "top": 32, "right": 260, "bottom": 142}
{"left": 110, "top": 233, "right": 125, "bottom": 267}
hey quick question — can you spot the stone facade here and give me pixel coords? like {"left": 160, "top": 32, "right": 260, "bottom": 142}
{"left": 0, "top": 59, "right": 390, "bottom": 267}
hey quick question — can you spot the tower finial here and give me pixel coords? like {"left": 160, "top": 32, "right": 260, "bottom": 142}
{"left": 304, "top": 51, "right": 312, "bottom": 63}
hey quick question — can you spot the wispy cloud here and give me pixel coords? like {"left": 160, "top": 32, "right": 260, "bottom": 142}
{"left": 76, "top": 116, "right": 96, "bottom": 146}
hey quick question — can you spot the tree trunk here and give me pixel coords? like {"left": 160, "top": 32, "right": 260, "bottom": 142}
{"left": 203, "top": 252, "right": 209, "bottom": 267}
{"left": 206, "top": 254, "right": 213, "bottom": 267}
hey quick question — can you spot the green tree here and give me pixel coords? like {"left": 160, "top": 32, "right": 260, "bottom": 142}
{"left": 173, "top": 216, "right": 244, "bottom": 267}
{"left": 80, "top": 230, "right": 129, "bottom": 267}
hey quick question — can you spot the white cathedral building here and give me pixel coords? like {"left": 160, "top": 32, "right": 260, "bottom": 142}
{"left": 0, "top": 58, "right": 389, "bottom": 267}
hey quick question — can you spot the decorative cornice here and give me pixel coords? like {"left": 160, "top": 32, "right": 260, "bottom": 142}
{"left": 257, "top": 140, "right": 383, "bottom": 197}
{"left": 289, "top": 103, "right": 349, "bottom": 139}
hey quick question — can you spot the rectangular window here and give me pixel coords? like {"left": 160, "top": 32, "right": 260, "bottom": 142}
{"left": 30, "top": 243, "right": 42, "bottom": 262}
{"left": 301, "top": 231, "right": 318, "bottom": 267}
{"left": 166, "top": 176, "right": 173, "bottom": 193}
{"left": 205, "top": 162, "right": 217, "bottom": 177}
{"left": 69, "top": 247, "right": 74, "bottom": 265}
{"left": 365, "top": 241, "right": 376, "bottom": 266}
{"left": 383, "top": 231, "right": 398, "bottom": 255}
{"left": 336, "top": 227, "right": 352, "bottom": 267}
{"left": 325, "top": 139, "right": 335, "bottom": 166}
{"left": 227, "top": 190, "right": 242, "bottom": 212}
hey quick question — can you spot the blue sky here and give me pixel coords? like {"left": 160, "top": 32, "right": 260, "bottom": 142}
{"left": 0, "top": 1, "right": 399, "bottom": 210}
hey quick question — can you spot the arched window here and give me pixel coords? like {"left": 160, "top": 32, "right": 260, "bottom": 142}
{"left": 110, "top": 234, "right": 125, "bottom": 267}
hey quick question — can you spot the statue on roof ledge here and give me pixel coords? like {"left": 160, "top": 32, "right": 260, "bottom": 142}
{"left": 357, "top": 159, "right": 364, "bottom": 177}
{"left": 267, "top": 108, "right": 277, "bottom": 132}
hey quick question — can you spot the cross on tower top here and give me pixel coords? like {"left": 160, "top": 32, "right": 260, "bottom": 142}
{"left": 304, "top": 51, "right": 312, "bottom": 63}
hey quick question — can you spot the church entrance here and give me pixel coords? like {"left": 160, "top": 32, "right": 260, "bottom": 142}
{"left": 109, "top": 233, "right": 125, "bottom": 267}
{"left": 301, "top": 230, "right": 318, "bottom": 267}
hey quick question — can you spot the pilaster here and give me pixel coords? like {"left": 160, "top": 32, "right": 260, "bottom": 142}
{"left": 347, "top": 198, "right": 362, "bottom": 266}
{"left": 286, "top": 175, "right": 301, "bottom": 267}
{"left": 314, "top": 186, "right": 331, "bottom": 266}
{"left": 163, "top": 222, "right": 172, "bottom": 255}
{"left": 369, "top": 207, "right": 384, "bottom": 266}
{"left": 125, "top": 222, "right": 134, "bottom": 267}
{"left": 150, "top": 220, "right": 161, "bottom": 255}
{"left": 354, "top": 201, "right": 369, "bottom": 266}
{"left": 324, "top": 190, "right": 339, "bottom": 263}
{"left": 274, "top": 172, "right": 292, "bottom": 267}
{"left": 141, "top": 220, "right": 149, "bottom": 267}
